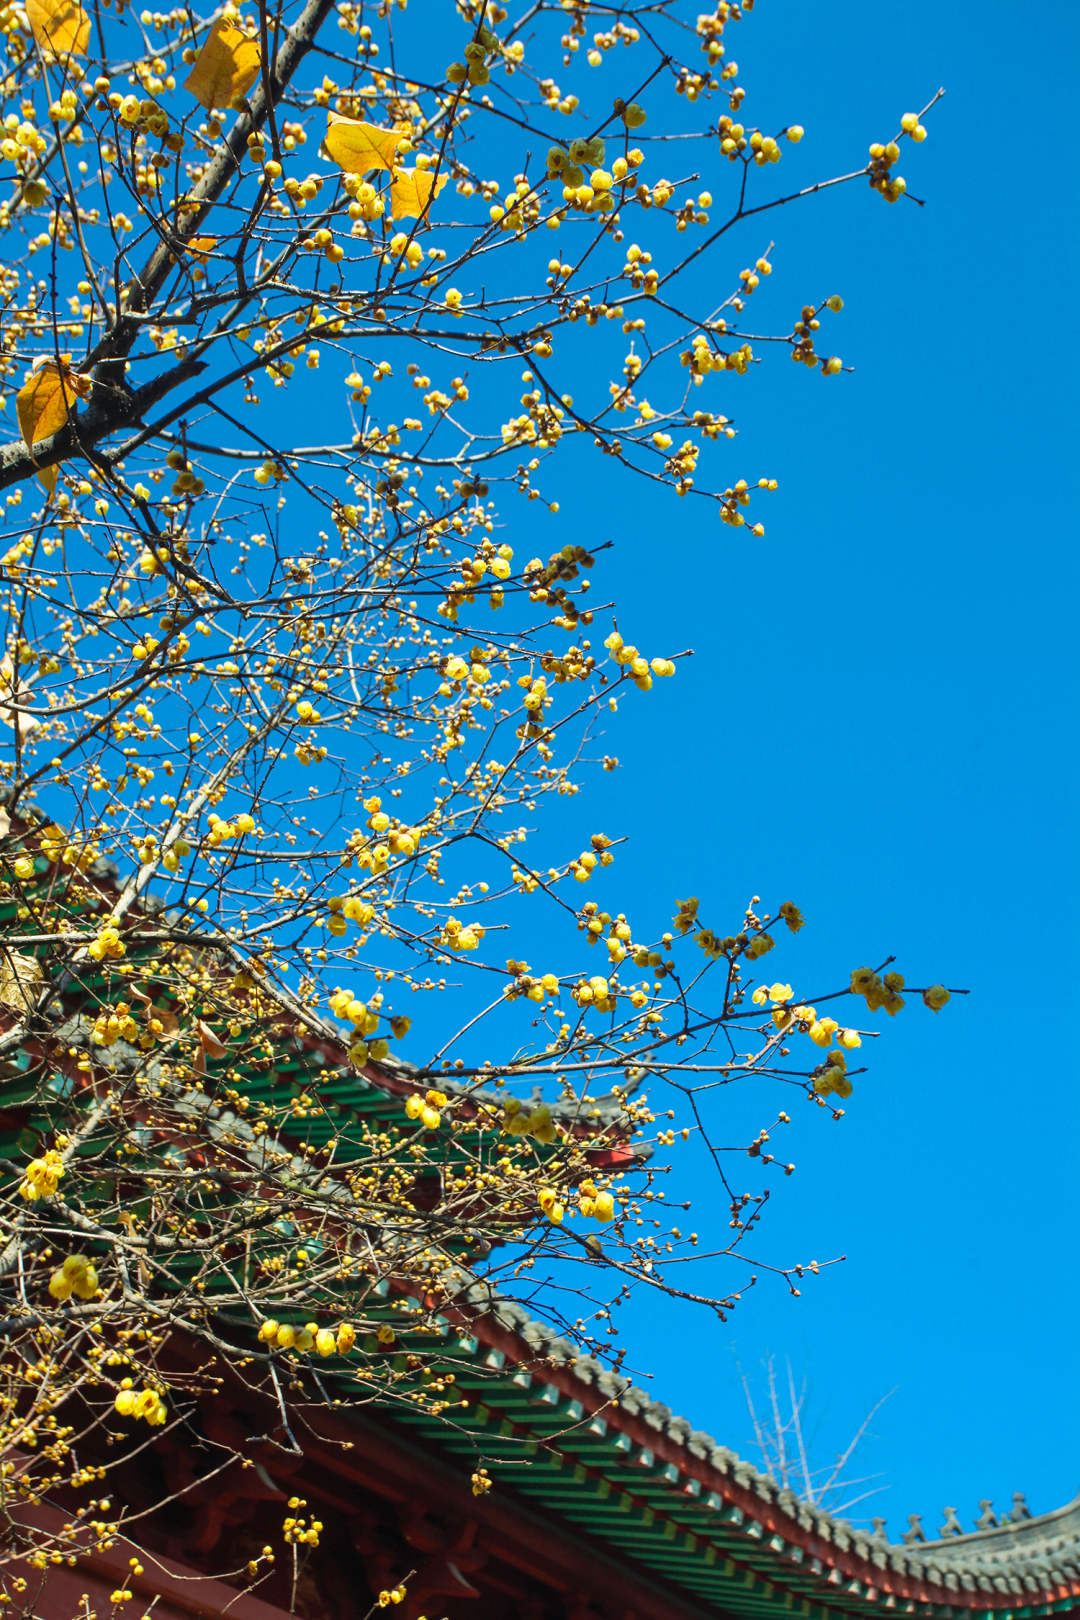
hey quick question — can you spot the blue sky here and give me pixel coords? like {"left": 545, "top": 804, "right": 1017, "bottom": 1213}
{"left": 245, "top": 0, "right": 1078, "bottom": 1538}
{"left": 552, "top": 0, "right": 1080, "bottom": 1532}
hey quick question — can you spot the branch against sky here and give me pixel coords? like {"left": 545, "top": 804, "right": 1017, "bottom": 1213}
{"left": 734, "top": 1348, "right": 895, "bottom": 1519}
{"left": 0, "top": 0, "right": 955, "bottom": 1597}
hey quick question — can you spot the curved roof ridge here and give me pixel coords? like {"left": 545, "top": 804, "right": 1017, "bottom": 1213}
{"left": 454, "top": 1269, "right": 1080, "bottom": 1553}
{"left": 897, "top": 1489, "right": 1080, "bottom": 1559}
{"left": 481, "top": 1285, "right": 1080, "bottom": 1580}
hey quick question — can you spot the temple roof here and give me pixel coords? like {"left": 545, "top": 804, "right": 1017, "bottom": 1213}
{"left": 2, "top": 816, "right": 1075, "bottom": 1617}
{"left": 365, "top": 1280, "right": 1080, "bottom": 1620}
{"left": 900, "top": 1497, "right": 1080, "bottom": 1603}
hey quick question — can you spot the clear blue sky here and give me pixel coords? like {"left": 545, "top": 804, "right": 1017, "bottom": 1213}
{"left": 256, "top": 0, "right": 1079, "bottom": 1537}
{"left": 557, "top": 0, "right": 1080, "bottom": 1533}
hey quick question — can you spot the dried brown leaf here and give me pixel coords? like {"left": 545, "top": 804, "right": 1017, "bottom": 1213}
{"left": 197, "top": 1019, "right": 227, "bottom": 1059}
{"left": 0, "top": 952, "right": 43, "bottom": 1016}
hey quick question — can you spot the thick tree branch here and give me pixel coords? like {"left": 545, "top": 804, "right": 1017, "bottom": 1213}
{"left": 0, "top": 0, "right": 337, "bottom": 495}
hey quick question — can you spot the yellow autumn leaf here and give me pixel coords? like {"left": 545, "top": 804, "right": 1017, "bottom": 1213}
{"left": 324, "top": 114, "right": 403, "bottom": 175}
{"left": 26, "top": 0, "right": 90, "bottom": 56}
{"left": 16, "top": 362, "right": 87, "bottom": 496}
{"left": 184, "top": 18, "right": 261, "bottom": 111}
{"left": 390, "top": 167, "right": 449, "bottom": 221}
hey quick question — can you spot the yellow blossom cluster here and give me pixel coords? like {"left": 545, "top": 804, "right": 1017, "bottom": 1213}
{"left": 603, "top": 631, "right": 675, "bottom": 690}
{"left": 19, "top": 1149, "right": 64, "bottom": 1201}
{"left": 867, "top": 111, "right": 926, "bottom": 203}
{"left": 87, "top": 919, "right": 126, "bottom": 962}
{"left": 538, "top": 1186, "right": 565, "bottom": 1223}
{"left": 258, "top": 1319, "right": 358, "bottom": 1355}
{"left": 577, "top": 1180, "right": 615, "bottom": 1221}
{"left": 814, "top": 1050, "right": 852, "bottom": 1100}
{"left": 283, "top": 1500, "right": 324, "bottom": 1547}
{"left": 48, "top": 1254, "right": 98, "bottom": 1299}
{"left": 92, "top": 1003, "right": 139, "bottom": 1046}
{"left": 113, "top": 1382, "right": 168, "bottom": 1425}
{"left": 405, "top": 1088, "right": 448, "bottom": 1130}
{"left": 850, "top": 966, "right": 906, "bottom": 1016}
{"left": 0, "top": 0, "right": 950, "bottom": 1571}
{"left": 570, "top": 832, "right": 615, "bottom": 884}
{"left": 502, "top": 1098, "right": 556, "bottom": 1143}
{"left": 439, "top": 916, "right": 487, "bottom": 952}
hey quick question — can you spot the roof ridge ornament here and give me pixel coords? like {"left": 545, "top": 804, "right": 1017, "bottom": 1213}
{"left": 939, "top": 1506, "right": 964, "bottom": 1537}
{"left": 902, "top": 1513, "right": 927, "bottom": 1545}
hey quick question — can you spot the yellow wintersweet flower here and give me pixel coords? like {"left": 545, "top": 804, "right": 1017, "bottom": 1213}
{"left": 808, "top": 1018, "right": 837, "bottom": 1047}
{"left": 19, "top": 1148, "right": 64, "bottom": 1201}
{"left": 538, "top": 1187, "right": 565, "bottom": 1224}
{"left": 672, "top": 896, "right": 699, "bottom": 934}
{"left": 814, "top": 1068, "right": 853, "bottom": 1100}
{"left": 814, "top": 1049, "right": 852, "bottom": 1099}
{"left": 851, "top": 966, "right": 887, "bottom": 1011}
